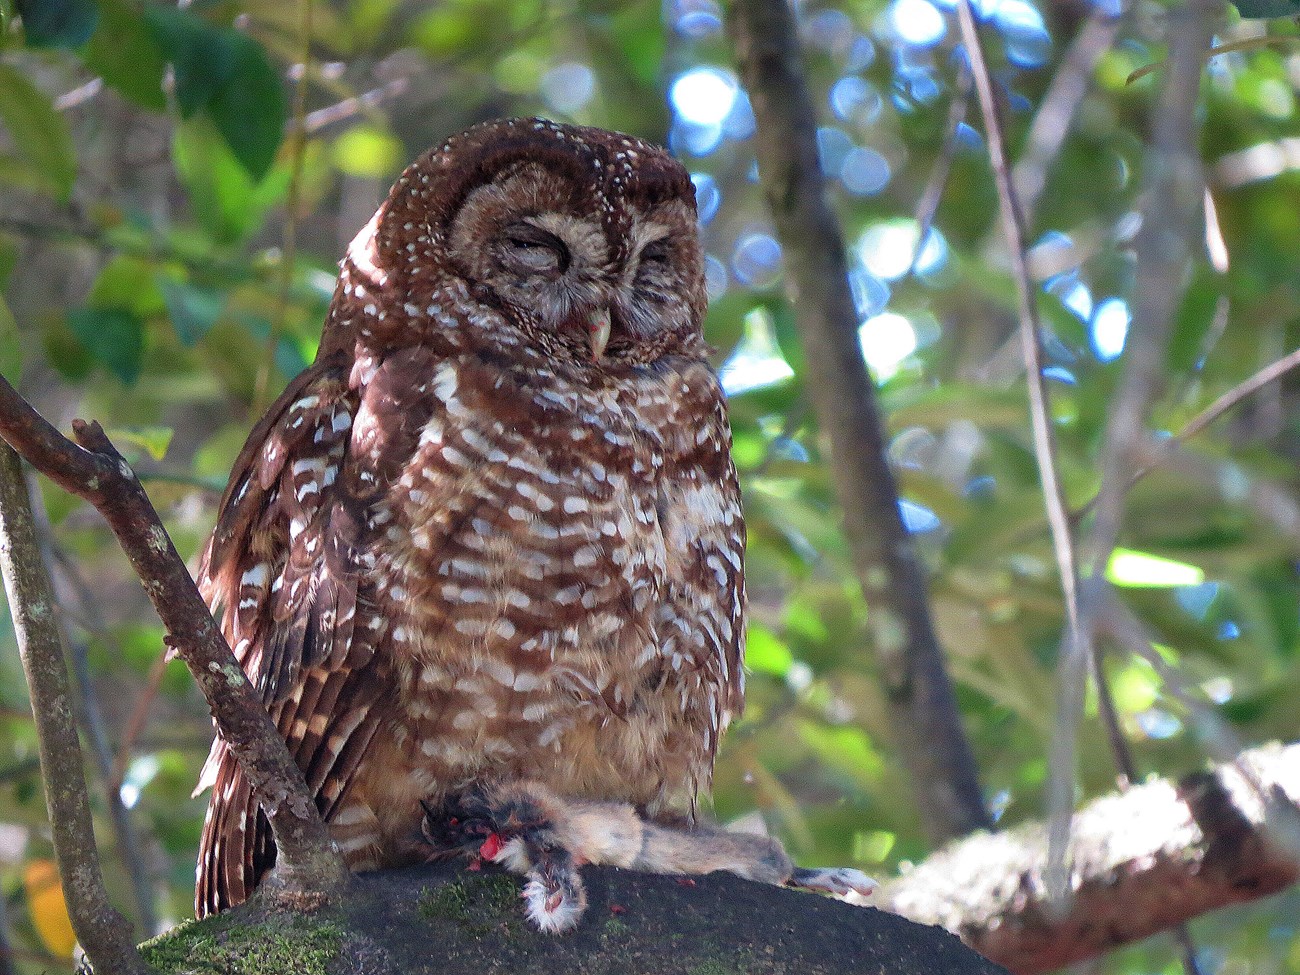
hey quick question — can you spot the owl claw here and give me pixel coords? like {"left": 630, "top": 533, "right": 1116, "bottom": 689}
{"left": 420, "top": 783, "right": 591, "bottom": 933}
{"left": 789, "top": 866, "right": 878, "bottom": 899}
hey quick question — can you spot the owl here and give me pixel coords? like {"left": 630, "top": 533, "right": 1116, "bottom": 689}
{"left": 194, "top": 117, "right": 871, "bottom": 931}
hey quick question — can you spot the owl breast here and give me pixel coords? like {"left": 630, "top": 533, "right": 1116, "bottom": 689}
{"left": 343, "top": 342, "right": 742, "bottom": 853}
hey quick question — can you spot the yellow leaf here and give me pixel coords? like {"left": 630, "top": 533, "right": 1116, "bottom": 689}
{"left": 24, "top": 859, "right": 77, "bottom": 958}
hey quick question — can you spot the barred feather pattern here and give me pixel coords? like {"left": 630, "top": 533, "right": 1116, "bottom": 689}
{"left": 194, "top": 118, "right": 744, "bottom": 917}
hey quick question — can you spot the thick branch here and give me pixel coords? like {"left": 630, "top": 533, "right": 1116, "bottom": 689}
{"left": 0, "top": 375, "right": 345, "bottom": 906}
{"left": 880, "top": 741, "right": 1300, "bottom": 974}
{"left": 729, "top": 0, "right": 990, "bottom": 841}
{"left": 0, "top": 443, "right": 148, "bottom": 975}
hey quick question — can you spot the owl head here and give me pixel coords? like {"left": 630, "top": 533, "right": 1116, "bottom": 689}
{"left": 325, "top": 118, "right": 708, "bottom": 368}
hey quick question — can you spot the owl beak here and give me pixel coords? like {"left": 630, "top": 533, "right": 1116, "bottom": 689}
{"left": 588, "top": 307, "right": 612, "bottom": 360}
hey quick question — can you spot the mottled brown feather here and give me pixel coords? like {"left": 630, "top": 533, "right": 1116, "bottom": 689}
{"left": 195, "top": 118, "right": 744, "bottom": 916}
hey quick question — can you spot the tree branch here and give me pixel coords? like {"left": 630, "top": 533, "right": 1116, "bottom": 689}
{"left": 880, "top": 741, "right": 1300, "bottom": 975}
{"left": 38, "top": 528, "right": 159, "bottom": 935}
{"left": 1083, "top": 0, "right": 1220, "bottom": 576}
{"left": 0, "top": 443, "right": 148, "bottom": 975}
{"left": 729, "top": 0, "right": 990, "bottom": 842}
{"left": 0, "top": 374, "right": 345, "bottom": 909}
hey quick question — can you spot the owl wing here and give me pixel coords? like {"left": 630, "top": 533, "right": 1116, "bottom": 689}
{"left": 655, "top": 370, "right": 746, "bottom": 797}
{"left": 194, "top": 353, "right": 389, "bottom": 916}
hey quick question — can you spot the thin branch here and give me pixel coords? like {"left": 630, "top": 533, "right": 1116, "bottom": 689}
{"left": 0, "top": 443, "right": 148, "bottom": 975}
{"left": 0, "top": 884, "right": 14, "bottom": 975}
{"left": 0, "top": 374, "right": 345, "bottom": 908}
{"left": 730, "top": 0, "right": 991, "bottom": 842}
{"left": 39, "top": 531, "right": 158, "bottom": 935}
{"left": 1083, "top": 0, "right": 1219, "bottom": 577}
{"left": 910, "top": 65, "right": 972, "bottom": 273}
{"left": 1072, "top": 343, "right": 1300, "bottom": 524}
{"left": 956, "top": 0, "right": 1084, "bottom": 663}
{"left": 110, "top": 649, "right": 170, "bottom": 795}
{"left": 254, "top": 0, "right": 316, "bottom": 415}
{"left": 956, "top": 1, "right": 1092, "bottom": 905}
{"left": 1012, "top": 2, "right": 1128, "bottom": 229}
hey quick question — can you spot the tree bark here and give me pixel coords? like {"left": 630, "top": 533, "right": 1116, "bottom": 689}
{"left": 879, "top": 741, "right": 1300, "bottom": 974}
{"left": 0, "top": 374, "right": 345, "bottom": 909}
{"left": 136, "top": 862, "right": 1008, "bottom": 975}
{"left": 729, "top": 0, "right": 991, "bottom": 842}
{"left": 0, "top": 443, "right": 148, "bottom": 975}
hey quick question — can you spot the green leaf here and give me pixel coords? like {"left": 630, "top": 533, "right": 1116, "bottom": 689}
{"left": 143, "top": 6, "right": 233, "bottom": 115}
{"left": 83, "top": 0, "right": 167, "bottom": 111}
{"left": 171, "top": 116, "right": 261, "bottom": 243}
{"left": 145, "top": 7, "right": 285, "bottom": 179}
{"left": 66, "top": 307, "right": 144, "bottom": 384}
{"left": 207, "top": 32, "right": 286, "bottom": 180}
{"left": 158, "top": 277, "right": 224, "bottom": 346}
{"left": 87, "top": 256, "right": 165, "bottom": 318}
{"left": 105, "top": 426, "right": 173, "bottom": 461}
{"left": 15, "top": 0, "right": 98, "bottom": 48}
{"left": 0, "top": 65, "right": 77, "bottom": 201}
{"left": 746, "top": 623, "right": 794, "bottom": 677}
{"left": 0, "top": 294, "right": 21, "bottom": 382}
{"left": 1233, "top": 0, "right": 1300, "bottom": 17}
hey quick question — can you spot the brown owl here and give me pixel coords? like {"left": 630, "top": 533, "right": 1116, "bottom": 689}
{"left": 194, "top": 117, "right": 871, "bottom": 931}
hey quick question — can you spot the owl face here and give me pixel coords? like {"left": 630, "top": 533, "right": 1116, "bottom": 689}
{"left": 339, "top": 119, "right": 709, "bottom": 369}
{"left": 445, "top": 161, "right": 702, "bottom": 365}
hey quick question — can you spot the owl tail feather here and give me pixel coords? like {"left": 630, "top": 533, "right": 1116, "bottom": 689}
{"left": 195, "top": 741, "right": 274, "bottom": 918}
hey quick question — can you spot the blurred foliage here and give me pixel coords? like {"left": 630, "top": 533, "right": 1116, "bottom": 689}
{"left": 1, "top": 0, "right": 1299, "bottom": 972}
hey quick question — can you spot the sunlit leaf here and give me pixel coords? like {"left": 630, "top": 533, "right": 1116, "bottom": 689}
{"left": 24, "top": 859, "right": 76, "bottom": 958}
{"left": 88, "top": 256, "right": 165, "bottom": 318}
{"left": 746, "top": 623, "right": 794, "bottom": 677}
{"left": 0, "top": 64, "right": 77, "bottom": 200}
{"left": 106, "top": 425, "right": 174, "bottom": 461}
{"left": 1106, "top": 549, "right": 1206, "bottom": 588}
{"left": 332, "top": 125, "right": 404, "bottom": 177}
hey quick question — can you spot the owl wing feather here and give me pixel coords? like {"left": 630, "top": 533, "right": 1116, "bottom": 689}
{"left": 194, "top": 353, "right": 388, "bottom": 916}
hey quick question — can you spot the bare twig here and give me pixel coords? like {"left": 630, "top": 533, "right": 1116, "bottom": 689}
{"left": 0, "top": 375, "right": 345, "bottom": 908}
{"left": 254, "top": 0, "right": 316, "bottom": 416}
{"left": 1084, "top": 0, "right": 1219, "bottom": 577}
{"left": 0, "top": 443, "right": 147, "bottom": 975}
{"left": 956, "top": 0, "right": 1090, "bottom": 908}
{"left": 110, "top": 649, "right": 171, "bottom": 794}
{"left": 910, "top": 66, "right": 971, "bottom": 273}
{"left": 730, "top": 0, "right": 991, "bottom": 842}
{"left": 1013, "top": 2, "right": 1128, "bottom": 228}
{"left": 0, "top": 888, "right": 13, "bottom": 975}
{"left": 956, "top": 0, "right": 1084, "bottom": 662}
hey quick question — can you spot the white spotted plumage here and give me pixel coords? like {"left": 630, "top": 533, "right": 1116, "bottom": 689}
{"left": 194, "top": 118, "right": 743, "bottom": 919}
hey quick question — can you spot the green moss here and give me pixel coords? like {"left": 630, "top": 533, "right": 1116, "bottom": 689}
{"left": 418, "top": 872, "right": 522, "bottom": 936}
{"left": 602, "top": 915, "right": 630, "bottom": 937}
{"left": 687, "top": 963, "right": 736, "bottom": 975}
{"left": 139, "top": 910, "right": 343, "bottom": 975}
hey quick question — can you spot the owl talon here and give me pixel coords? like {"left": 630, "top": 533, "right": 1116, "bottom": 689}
{"left": 789, "top": 866, "right": 878, "bottom": 898}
